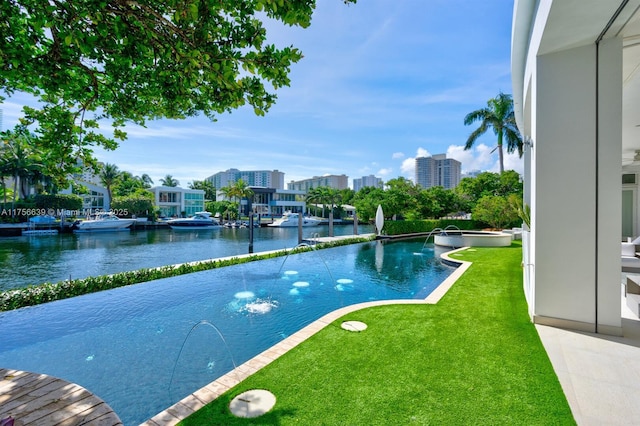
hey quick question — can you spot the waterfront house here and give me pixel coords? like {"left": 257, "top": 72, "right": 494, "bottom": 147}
{"left": 150, "top": 186, "right": 205, "bottom": 218}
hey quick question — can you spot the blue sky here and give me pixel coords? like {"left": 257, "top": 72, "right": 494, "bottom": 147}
{"left": 1, "top": 0, "right": 520, "bottom": 188}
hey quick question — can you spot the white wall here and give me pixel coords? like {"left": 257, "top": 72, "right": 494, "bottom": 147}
{"left": 534, "top": 44, "right": 597, "bottom": 327}
{"left": 514, "top": 0, "right": 624, "bottom": 335}
{"left": 528, "top": 40, "right": 622, "bottom": 334}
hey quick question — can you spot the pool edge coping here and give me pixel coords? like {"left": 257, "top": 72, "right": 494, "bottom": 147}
{"left": 141, "top": 246, "right": 472, "bottom": 426}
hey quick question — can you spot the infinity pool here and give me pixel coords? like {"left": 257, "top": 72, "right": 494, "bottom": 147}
{"left": 0, "top": 239, "right": 455, "bottom": 425}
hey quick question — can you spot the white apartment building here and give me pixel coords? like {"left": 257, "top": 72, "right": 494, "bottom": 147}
{"left": 288, "top": 174, "right": 349, "bottom": 191}
{"left": 206, "top": 169, "right": 285, "bottom": 190}
{"left": 353, "top": 175, "right": 382, "bottom": 192}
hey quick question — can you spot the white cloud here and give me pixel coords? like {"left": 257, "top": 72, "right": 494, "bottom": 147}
{"left": 377, "top": 167, "right": 393, "bottom": 177}
{"left": 416, "top": 147, "right": 431, "bottom": 158}
{"left": 447, "top": 144, "right": 524, "bottom": 175}
{"left": 503, "top": 152, "right": 525, "bottom": 175}
{"left": 400, "top": 158, "right": 415, "bottom": 176}
{"left": 392, "top": 152, "right": 404, "bottom": 159}
{"left": 398, "top": 147, "right": 432, "bottom": 178}
{"left": 447, "top": 144, "right": 494, "bottom": 173}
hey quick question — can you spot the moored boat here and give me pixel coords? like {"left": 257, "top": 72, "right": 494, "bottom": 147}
{"left": 167, "top": 212, "right": 221, "bottom": 230}
{"left": 267, "top": 212, "right": 321, "bottom": 227}
{"left": 73, "top": 212, "right": 136, "bottom": 232}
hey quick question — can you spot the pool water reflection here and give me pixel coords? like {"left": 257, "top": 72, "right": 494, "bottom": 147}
{"left": 0, "top": 239, "right": 454, "bottom": 425}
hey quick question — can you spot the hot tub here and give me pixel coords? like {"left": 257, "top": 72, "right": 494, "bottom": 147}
{"left": 434, "top": 230, "right": 513, "bottom": 248}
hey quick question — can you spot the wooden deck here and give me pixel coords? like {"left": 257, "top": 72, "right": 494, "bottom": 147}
{"left": 0, "top": 368, "right": 122, "bottom": 425}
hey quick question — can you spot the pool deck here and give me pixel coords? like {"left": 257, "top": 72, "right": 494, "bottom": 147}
{"left": 534, "top": 276, "right": 640, "bottom": 426}
{"left": 0, "top": 368, "right": 122, "bottom": 425}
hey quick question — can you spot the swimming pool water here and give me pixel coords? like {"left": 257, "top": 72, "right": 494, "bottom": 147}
{"left": 0, "top": 239, "right": 455, "bottom": 425}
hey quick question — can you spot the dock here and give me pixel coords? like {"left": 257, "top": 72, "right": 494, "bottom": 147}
{"left": 0, "top": 368, "right": 122, "bottom": 425}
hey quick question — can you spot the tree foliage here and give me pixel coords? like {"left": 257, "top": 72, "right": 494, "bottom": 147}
{"left": 99, "top": 163, "right": 120, "bottom": 201}
{"left": 472, "top": 195, "right": 520, "bottom": 229}
{"left": 219, "top": 178, "right": 254, "bottom": 215}
{"left": 456, "top": 171, "right": 522, "bottom": 207}
{"left": 0, "top": 0, "right": 356, "bottom": 184}
{"left": 159, "top": 174, "right": 179, "bottom": 187}
{"left": 34, "top": 193, "right": 82, "bottom": 211}
{"left": 111, "top": 192, "right": 155, "bottom": 218}
{"left": 190, "top": 179, "right": 216, "bottom": 201}
{"left": 352, "top": 186, "right": 385, "bottom": 222}
{"left": 0, "top": 127, "right": 47, "bottom": 215}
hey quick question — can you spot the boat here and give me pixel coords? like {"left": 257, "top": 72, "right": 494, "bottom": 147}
{"left": 167, "top": 211, "right": 221, "bottom": 230}
{"left": 267, "top": 212, "right": 321, "bottom": 227}
{"left": 73, "top": 212, "right": 136, "bottom": 232}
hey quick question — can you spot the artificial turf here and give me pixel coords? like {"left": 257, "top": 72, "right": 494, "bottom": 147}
{"left": 180, "top": 242, "right": 575, "bottom": 425}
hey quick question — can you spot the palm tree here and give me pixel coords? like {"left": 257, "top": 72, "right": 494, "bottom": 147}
{"left": 307, "top": 186, "right": 341, "bottom": 236}
{"left": 3, "top": 131, "right": 43, "bottom": 201}
{"left": 305, "top": 186, "right": 324, "bottom": 217}
{"left": 0, "top": 143, "right": 11, "bottom": 205}
{"left": 140, "top": 174, "right": 154, "bottom": 188}
{"left": 232, "top": 179, "right": 254, "bottom": 215}
{"left": 99, "top": 163, "right": 120, "bottom": 203}
{"left": 189, "top": 179, "right": 216, "bottom": 201}
{"left": 115, "top": 171, "right": 141, "bottom": 197}
{"left": 220, "top": 179, "right": 254, "bottom": 216}
{"left": 160, "top": 174, "right": 179, "bottom": 187}
{"left": 323, "top": 187, "right": 342, "bottom": 237}
{"left": 463, "top": 92, "right": 523, "bottom": 173}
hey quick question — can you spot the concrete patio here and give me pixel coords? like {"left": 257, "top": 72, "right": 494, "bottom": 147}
{"left": 536, "top": 276, "right": 640, "bottom": 425}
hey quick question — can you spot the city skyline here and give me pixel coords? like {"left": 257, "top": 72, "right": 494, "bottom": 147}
{"left": 1, "top": 1, "right": 520, "bottom": 188}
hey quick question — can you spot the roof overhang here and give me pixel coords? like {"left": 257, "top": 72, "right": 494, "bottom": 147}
{"left": 512, "top": 0, "right": 640, "bottom": 164}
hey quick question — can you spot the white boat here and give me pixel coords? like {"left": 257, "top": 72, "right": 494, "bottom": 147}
{"left": 167, "top": 211, "right": 221, "bottom": 230}
{"left": 74, "top": 212, "right": 136, "bottom": 232}
{"left": 267, "top": 212, "right": 321, "bottom": 227}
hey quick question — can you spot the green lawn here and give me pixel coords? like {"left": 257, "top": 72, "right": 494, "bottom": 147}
{"left": 180, "top": 242, "right": 575, "bottom": 425}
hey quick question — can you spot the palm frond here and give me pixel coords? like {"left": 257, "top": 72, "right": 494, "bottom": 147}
{"left": 464, "top": 108, "right": 492, "bottom": 125}
{"left": 465, "top": 122, "right": 488, "bottom": 149}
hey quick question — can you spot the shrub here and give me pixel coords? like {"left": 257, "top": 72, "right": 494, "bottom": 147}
{"left": 382, "top": 219, "right": 479, "bottom": 235}
{"left": 472, "top": 195, "right": 520, "bottom": 229}
{"left": 34, "top": 194, "right": 83, "bottom": 212}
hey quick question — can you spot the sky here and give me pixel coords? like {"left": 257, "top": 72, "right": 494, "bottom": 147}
{"left": 1, "top": 0, "right": 520, "bottom": 189}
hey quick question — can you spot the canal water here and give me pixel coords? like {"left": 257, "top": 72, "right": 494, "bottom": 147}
{"left": 0, "top": 224, "right": 373, "bottom": 291}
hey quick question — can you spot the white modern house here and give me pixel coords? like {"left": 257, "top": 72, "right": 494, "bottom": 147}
{"left": 150, "top": 186, "right": 205, "bottom": 217}
{"left": 511, "top": 0, "right": 640, "bottom": 335}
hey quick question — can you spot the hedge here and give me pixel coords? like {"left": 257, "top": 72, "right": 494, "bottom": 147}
{"left": 0, "top": 235, "right": 374, "bottom": 312}
{"left": 381, "top": 219, "right": 482, "bottom": 235}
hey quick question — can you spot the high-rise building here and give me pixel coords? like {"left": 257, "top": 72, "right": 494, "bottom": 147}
{"left": 415, "top": 154, "right": 461, "bottom": 189}
{"left": 206, "top": 169, "right": 285, "bottom": 190}
{"left": 287, "top": 174, "right": 349, "bottom": 191}
{"left": 353, "top": 175, "right": 382, "bottom": 192}
{"left": 461, "top": 169, "right": 483, "bottom": 179}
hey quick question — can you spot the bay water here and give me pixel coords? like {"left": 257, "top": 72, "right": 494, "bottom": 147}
{"left": 0, "top": 224, "right": 373, "bottom": 291}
